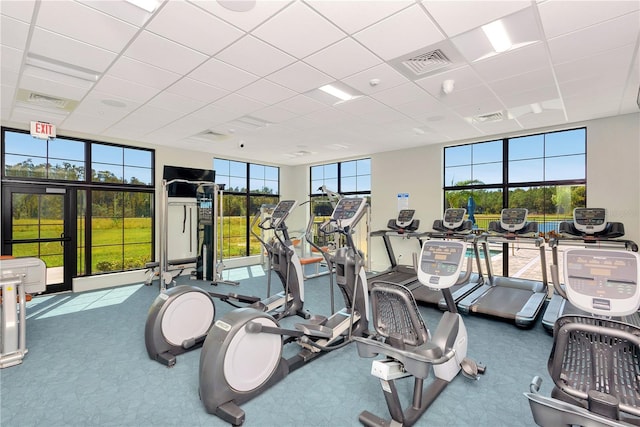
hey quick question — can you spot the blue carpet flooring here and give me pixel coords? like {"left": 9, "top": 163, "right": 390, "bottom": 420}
{"left": 1, "top": 265, "right": 554, "bottom": 426}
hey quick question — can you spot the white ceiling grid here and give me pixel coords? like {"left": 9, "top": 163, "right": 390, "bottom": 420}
{"left": 0, "top": 0, "right": 638, "bottom": 166}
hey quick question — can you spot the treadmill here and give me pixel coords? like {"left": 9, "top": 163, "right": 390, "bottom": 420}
{"left": 457, "top": 208, "right": 548, "bottom": 328}
{"left": 409, "top": 208, "right": 485, "bottom": 310}
{"left": 541, "top": 207, "right": 640, "bottom": 333}
{"left": 368, "top": 209, "right": 423, "bottom": 289}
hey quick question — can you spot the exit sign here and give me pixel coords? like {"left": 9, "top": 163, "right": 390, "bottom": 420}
{"left": 30, "top": 121, "right": 56, "bottom": 140}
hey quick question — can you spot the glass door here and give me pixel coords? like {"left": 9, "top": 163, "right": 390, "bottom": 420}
{"left": 2, "top": 185, "right": 75, "bottom": 293}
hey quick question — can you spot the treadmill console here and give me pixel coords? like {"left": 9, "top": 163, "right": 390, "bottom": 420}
{"left": 573, "top": 208, "right": 607, "bottom": 234}
{"left": 269, "top": 200, "right": 297, "bottom": 229}
{"left": 443, "top": 208, "right": 466, "bottom": 230}
{"left": 563, "top": 248, "right": 640, "bottom": 316}
{"left": 417, "top": 240, "right": 467, "bottom": 290}
{"left": 395, "top": 209, "right": 415, "bottom": 228}
{"left": 332, "top": 197, "right": 366, "bottom": 229}
{"left": 500, "top": 208, "right": 527, "bottom": 232}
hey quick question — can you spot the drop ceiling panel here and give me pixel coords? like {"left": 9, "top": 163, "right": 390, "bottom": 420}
{"left": 342, "top": 63, "right": 408, "bottom": 95}
{"left": 72, "top": 90, "right": 141, "bottom": 120}
{"left": 36, "top": 1, "right": 138, "bottom": 53}
{"left": 29, "top": 27, "right": 117, "bottom": 73}
{"left": 553, "top": 44, "right": 635, "bottom": 85}
{"left": 499, "top": 86, "right": 560, "bottom": 109}
{"left": 422, "top": 0, "right": 531, "bottom": 37}
{"left": 188, "top": 0, "right": 292, "bottom": 32}
{"left": 370, "top": 82, "right": 430, "bottom": 107}
{"left": 538, "top": 0, "right": 640, "bottom": 39}
{"left": 305, "top": 0, "right": 413, "bottom": 35}
{"left": 92, "top": 75, "right": 159, "bottom": 104}
{"left": 236, "top": 79, "right": 297, "bottom": 105}
{"left": 19, "top": 72, "right": 90, "bottom": 101}
{"left": 211, "top": 93, "right": 267, "bottom": 116}
{"left": 62, "top": 112, "right": 116, "bottom": 134}
{"left": 252, "top": 2, "right": 345, "bottom": 59}
{"left": 76, "top": 0, "right": 155, "bottom": 27}
{"left": 1, "top": 45, "right": 23, "bottom": 73}
{"left": 123, "top": 30, "right": 207, "bottom": 75}
{"left": 303, "top": 38, "right": 382, "bottom": 80}
{"left": 471, "top": 43, "right": 548, "bottom": 83}
{"left": 276, "top": 94, "right": 327, "bottom": 115}
{"left": 415, "top": 65, "right": 484, "bottom": 98}
{"left": 146, "top": 91, "right": 207, "bottom": 115}
{"left": 215, "top": 35, "right": 296, "bottom": 77}
{"left": 0, "top": 0, "right": 35, "bottom": 22}
{"left": 2, "top": 15, "right": 30, "bottom": 50}
{"left": 106, "top": 57, "right": 181, "bottom": 90}
{"left": 166, "top": 78, "right": 229, "bottom": 103}
{"left": 266, "top": 61, "right": 333, "bottom": 93}
{"left": 547, "top": 12, "right": 640, "bottom": 65}
{"left": 188, "top": 57, "right": 259, "bottom": 91}
{"left": 146, "top": 1, "right": 244, "bottom": 56}
{"left": 353, "top": 5, "right": 445, "bottom": 61}
{"left": 488, "top": 68, "right": 557, "bottom": 98}
{"left": 251, "top": 105, "right": 298, "bottom": 123}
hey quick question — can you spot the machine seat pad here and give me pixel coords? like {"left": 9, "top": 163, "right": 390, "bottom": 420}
{"left": 550, "top": 315, "right": 640, "bottom": 418}
{"left": 369, "top": 281, "right": 430, "bottom": 348}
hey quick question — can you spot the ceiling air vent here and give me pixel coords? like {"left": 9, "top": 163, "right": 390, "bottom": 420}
{"left": 402, "top": 49, "right": 452, "bottom": 76}
{"left": 390, "top": 40, "right": 464, "bottom": 80}
{"left": 473, "top": 111, "right": 505, "bottom": 123}
{"left": 15, "top": 89, "right": 79, "bottom": 112}
{"left": 190, "top": 130, "right": 231, "bottom": 143}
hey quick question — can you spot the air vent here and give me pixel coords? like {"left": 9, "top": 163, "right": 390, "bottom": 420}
{"left": 15, "top": 89, "right": 79, "bottom": 113}
{"left": 190, "top": 130, "right": 230, "bottom": 143}
{"left": 389, "top": 40, "right": 464, "bottom": 80}
{"left": 473, "top": 111, "right": 505, "bottom": 123}
{"left": 401, "top": 49, "right": 452, "bottom": 76}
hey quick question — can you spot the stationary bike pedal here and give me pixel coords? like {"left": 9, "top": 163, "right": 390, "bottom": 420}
{"left": 460, "top": 357, "right": 485, "bottom": 380}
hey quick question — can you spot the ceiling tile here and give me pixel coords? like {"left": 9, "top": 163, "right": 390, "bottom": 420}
{"left": 266, "top": 61, "right": 333, "bottom": 93}
{"left": 471, "top": 42, "right": 548, "bottom": 82}
{"left": 1, "top": 15, "right": 30, "bottom": 50}
{"left": 93, "top": 75, "right": 159, "bottom": 104}
{"left": 423, "top": 0, "right": 531, "bottom": 37}
{"left": 188, "top": 0, "right": 292, "bottom": 32}
{"left": 29, "top": 27, "right": 117, "bottom": 73}
{"left": 211, "top": 93, "right": 267, "bottom": 116}
{"left": 539, "top": 0, "right": 640, "bottom": 39}
{"left": 0, "top": 0, "right": 35, "bottom": 22}
{"left": 236, "top": 79, "right": 297, "bottom": 105}
{"left": 166, "top": 77, "right": 229, "bottom": 103}
{"left": 1, "top": 67, "right": 19, "bottom": 88}
{"left": 488, "top": 68, "right": 556, "bottom": 98}
{"left": 305, "top": 0, "right": 413, "bottom": 35}
{"left": 36, "top": 1, "right": 138, "bottom": 53}
{"left": 276, "top": 94, "right": 327, "bottom": 115}
{"left": 146, "top": 1, "right": 244, "bottom": 56}
{"left": 415, "top": 66, "right": 484, "bottom": 98}
{"left": 189, "top": 57, "right": 259, "bottom": 92}
{"left": 19, "top": 67, "right": 92, "bottom": 101}
{"left": 124, "top": 30, "right": 208, "bottom": 75}
{"left": 499, "top": 86, "right": 560, "bottom": 109}
{"left": 342, "top": 63, "right": 408, "bottom": 95}
{"left": 72, "top": 89, "right": 141, "bottom": 120}
{"left": 216, "top": 35, "right": 296, "bottom": 77}
{"left": 353, "top": 4, "right": 444, "bottom": 61}
{"left": 146, "top": 91, "right": 207, "bottom": 114}
{"left": 554, "top": 43, "right": 635, "bottom": 85}
{"left": 1, "top": 45, "right": 23, "bottom": 73}
{"left": 250, "top": 105, "right": 298, "bottom": 124}
{"left": 388, "top": 95, "right": 445, "bottom": 120}
{"left": 76, "top": 0, "right": 156, "bottom": 27}
{"left": 304, "top": 37, "right": 382, "bottom": 80}
{"left": 62, "top": 111, "right": 117, "bottom": 134}
{"left": 106, "top": 57, "right": 181, "bottom": 90}
{"left": 370, "top": 82, "right": 430, "bottom": 107}
{"left": 548, "top": 12, "right": 640, "bottom": 65}
{"left": 252, "top": 2, "right": 345, "bottom": 59}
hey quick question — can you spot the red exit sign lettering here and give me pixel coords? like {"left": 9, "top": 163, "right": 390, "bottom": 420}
{"left": 30, "top": 121, "right": 56, "bottom": 140}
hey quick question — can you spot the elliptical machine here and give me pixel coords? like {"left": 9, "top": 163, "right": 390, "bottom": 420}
{"left": 145, "top": 199, "right": 308, "bottom": 367}
{"left": 355, "top": 239, "right": 485, "bottom": 427}
{"left": 198, "top": 197, "right": 370, "bottom": 426}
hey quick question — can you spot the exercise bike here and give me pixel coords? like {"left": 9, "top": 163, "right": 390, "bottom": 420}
{"left": 198, "top": 196, "right": 370, "bottom": 426}
{"left": 355, "top": 239, "right": 485, "bottom": 426}
{"left": 145, "top": 199, "right": 308, "bottom": 367}
{"left": 525, "top": 248, "right": 640, "bottom": 426}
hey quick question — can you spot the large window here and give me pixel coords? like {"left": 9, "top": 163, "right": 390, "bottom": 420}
{"left": 214, "top": 158, "right": 279, "bottom": 258}
{"left": 2, "top": 128, "right": 154, "bottom": 277}
{"left": 444, "top": 128, "right": 586, "bottom": 277}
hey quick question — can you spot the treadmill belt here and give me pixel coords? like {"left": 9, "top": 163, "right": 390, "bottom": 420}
{"left": 368, "top": 270, "right": 416, "bottom": 288}
{"left": 470, "top": 287, "right": 534, "bottom": 320}
{"left": 412, "top": 283, "right": 463, "bottom": 306}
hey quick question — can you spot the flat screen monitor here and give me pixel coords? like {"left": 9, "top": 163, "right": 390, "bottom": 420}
{"left": 500, "top": 208, "right": 527, "bottom": 232}
{"left": 395, "top": 209, "right": 415, "bottom": 228}
{"left": 573, "top": 208, "right": 607, "bottom": 234}
{"left": 164, "top": 165, "right": 215, "bottom": 198}
{"left": 443, "top": 208, "right": 466, "bottom": 230}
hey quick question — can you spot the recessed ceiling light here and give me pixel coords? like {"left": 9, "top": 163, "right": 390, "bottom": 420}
{"left": 530, "top": 103, "right": 543, "bottom": 114}
{"left": 125, "top": 0, "right": 160, "bottom": 13}
{"left": 481, "top": 20, "right": 512, "bottom": 53}
{"left": 318, "top": 84, "right": 357, "bottom": 102}
{"left": 101, "top": 99, "right": 127, "bottom": 108}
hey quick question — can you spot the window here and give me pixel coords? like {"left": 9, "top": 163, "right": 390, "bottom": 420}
{"left": 214, "top": 158, "right": 279, "bottom": 258}
{"left": 1, "top": 128, "right": 154, "bottom": 278}
{"left": 444, "top": 128, "right": 586, "bottom": 278}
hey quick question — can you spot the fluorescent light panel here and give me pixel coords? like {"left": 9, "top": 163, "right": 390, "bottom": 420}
{"left": 482, "top": 20, "right": 512, "bottom": 53}
{"left": 319, "top": 84, "right": 357, "bottom": 102}
{"left": 25, "top": 54, "right": 100, "bottom": 82}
